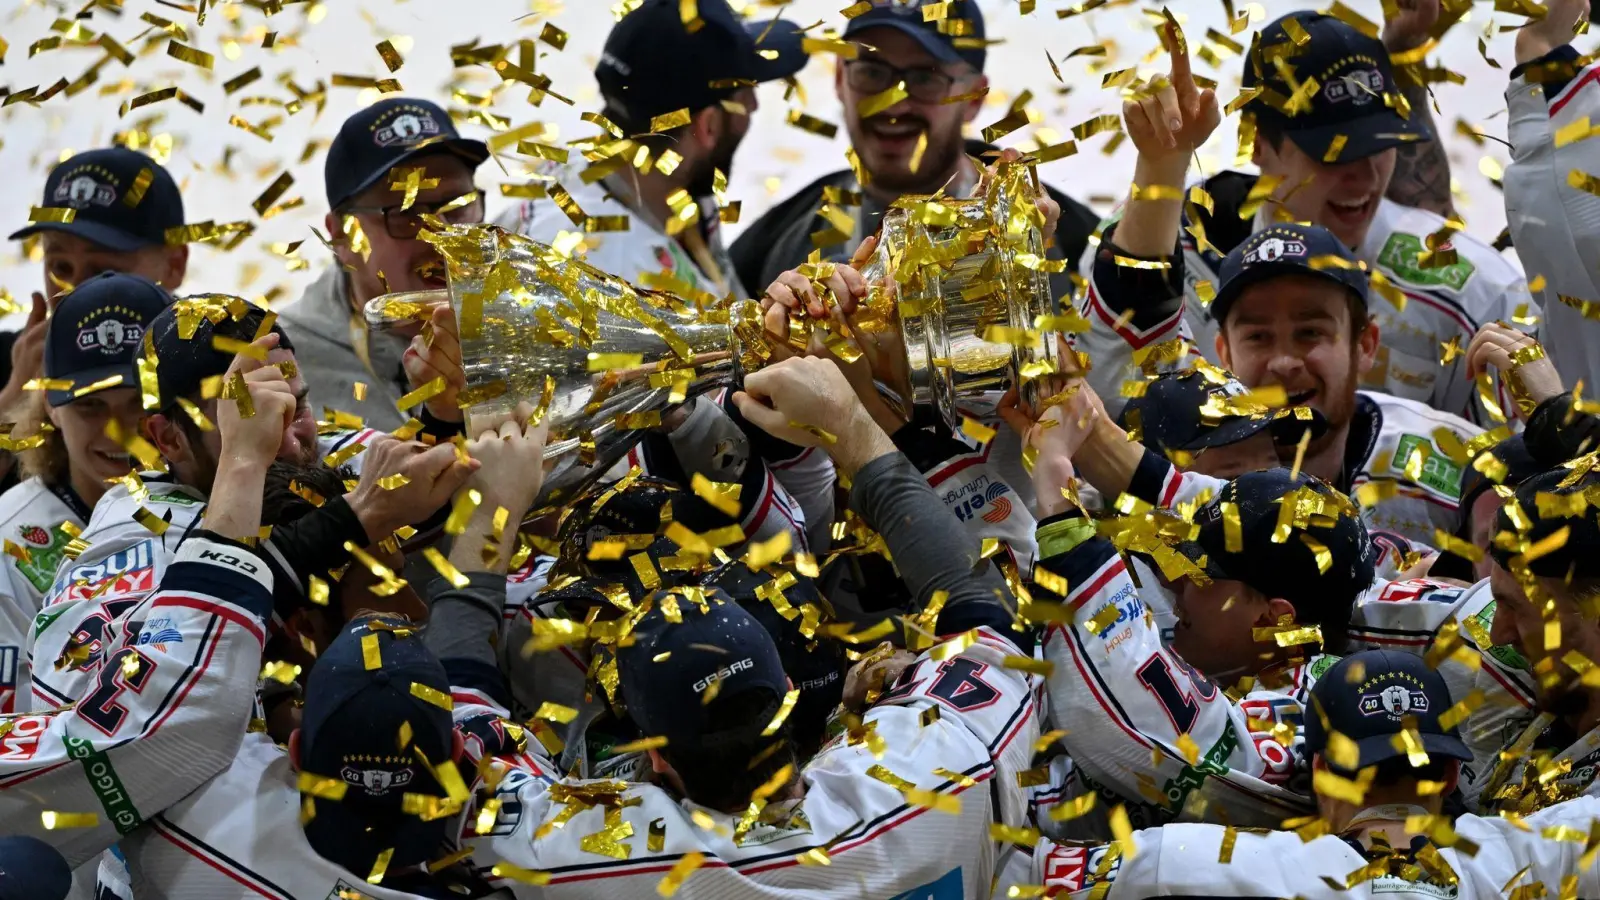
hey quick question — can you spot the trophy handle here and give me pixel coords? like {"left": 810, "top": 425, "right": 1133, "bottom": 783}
{"left": 364, "top": 290, "right": 452, "bottom": 332}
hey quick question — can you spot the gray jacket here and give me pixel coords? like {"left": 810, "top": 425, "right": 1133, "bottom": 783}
{"left": 276, "top": 264, "right": 411, "bottom": 431}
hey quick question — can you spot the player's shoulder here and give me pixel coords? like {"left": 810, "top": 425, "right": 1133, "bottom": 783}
{"left": 0, "top": 477, "right": 59, "bottom": 525}
{"left": 1362, "top": 389, "right": 1478, "bottom": 438}
{"left": 1368, "top": 200, "right": 1525, "bottom": 297}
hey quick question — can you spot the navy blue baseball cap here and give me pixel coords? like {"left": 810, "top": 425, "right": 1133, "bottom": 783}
{"left": 146, "top": 296, "right": 294, "bottom": 409}
{"left": 43, "top": 272, "right": 171, "bottom": 407}
{"left": 1174, "top": 468, "right": 1374, "bottom": 616}
{"left": 1118, "top": 367, "right": 1327, "bottom": 455}
{"left": 325, "top": 97, "right": 489, "bottom": 210}
{"left": 299, "top": 615, "right": 453, "bottom": 813}
{"left": 1243, "top": 12, "right": 1432, "bottom": 165}
{"left": 1304, "top": 649, "right": 1471, "bottom": 775}
{"left": 617, "top": 587, "right": 789, "bottom": 749}
{"left": 704, "top": 562, "right": 846, "bottom": 745}
{"left": 597, "top": 0, "right": 807, "bottom": 134}
{"left": 1491, "top": 464, "right": 1600, "bottom": 579}
{"left": 844, "top": 0, "right": 987, "bottom": 71}
{"left": 0, "top": 836, "right": 70, "bottom": 900}
{"left": 1212, "top": 223, "right": 1371, "bottom": 325}
{"left": 10, "top": 147, "right": 184, "bottom": 252}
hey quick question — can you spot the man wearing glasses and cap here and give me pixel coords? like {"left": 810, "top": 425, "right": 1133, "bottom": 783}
{"left": 494, "top": 0, "right": 807, "bottom": 300}
{"left": 731, "top": 0, "right": 1097, "bottom": 304}
{"left": 277, "top": 97, "right": 489, "bottom": 432}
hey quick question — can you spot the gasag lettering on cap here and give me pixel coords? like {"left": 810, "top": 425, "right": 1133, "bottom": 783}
{"left": 692, "top": 656, "right": 755, "bottom": 694}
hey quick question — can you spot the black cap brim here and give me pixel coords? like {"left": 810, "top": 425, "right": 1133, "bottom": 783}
{"left": 1279, "top": 109, "right": 1434, "bottom": 166}
{"left": 1184, "top": 412, "right": 1278, "bottom": 451}
{"left": 844, "top": 18, "right": 964, "bottom": 67}
{"left": 1212, "top": 259, "right": 1366, "bottom": 325}
{"left": 9, "top": 220, "right": 154, "bottom": 253}
{"left": 47, "top": 363, "right": 135, "bottom": 407}
{"left": 746, "top": 19, "right": 809, "bottom": 81}
{"left": 331, "top": 137, "right": 491, "bottom": 210}
{"left": 1351, "top": 731, "right": 1472, "bottom": 772}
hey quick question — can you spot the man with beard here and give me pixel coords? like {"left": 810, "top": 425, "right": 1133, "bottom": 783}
{"left": 1078, "top": 8, "right": 1532, "bottom": 427}
{"left": 493, "top": 0, "right": 806, "bottom": 299}
{"left": 278, "top": 97, "right": 489, "bottom": 430}
{"left": 730, "top": 0, "right": 1098, "bottom": 308}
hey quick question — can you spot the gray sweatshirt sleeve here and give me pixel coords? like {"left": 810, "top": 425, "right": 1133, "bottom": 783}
{"left": 423, "top": 571, "right": 508, "bottom": 668}
{"left": 848, "top": 450, "right": 999, "bottom": 612}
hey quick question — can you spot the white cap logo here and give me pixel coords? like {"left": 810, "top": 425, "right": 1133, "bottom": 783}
{"left": 1323, "top": 68, "right": 1385, "bottom": 105}
{"left": 1244, "top": 236, "right": 1307, "bottom": 265}
{"left": 55, "top": 175, "right": 117, "bottom": 209}
{"left": 1379, "top": 684, "right": 1412, "bottom": 714}
{"left": 76, "top": 319, "right": 142, "bottom": 355}
{"left": 374, "top": 110, "right": 441, "bottom": 148}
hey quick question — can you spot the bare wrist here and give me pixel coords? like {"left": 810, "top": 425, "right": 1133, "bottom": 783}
{"left": 830, "top": 410, "right": 896, "bottom": 479}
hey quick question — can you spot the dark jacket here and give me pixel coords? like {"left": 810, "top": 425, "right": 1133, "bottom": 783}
{"left": 730, "top": 139, "right": 1100, "bottom": 300}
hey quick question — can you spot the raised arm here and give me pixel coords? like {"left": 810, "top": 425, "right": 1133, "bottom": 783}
{"left": 1380, "top": 0, "right": 1457, "bottom": 217}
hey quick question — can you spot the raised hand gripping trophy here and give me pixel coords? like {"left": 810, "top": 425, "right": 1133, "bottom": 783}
{"left": 363, "top": 158, "right": 1058, "bottom": 512}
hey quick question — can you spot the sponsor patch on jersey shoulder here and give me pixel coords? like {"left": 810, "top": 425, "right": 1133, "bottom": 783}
{"left": 1308, "top": 654, "right": 1341, "bottom": 680}
{"left": 1044, "top": 844, "right": 1122, "bottom": 892}
{"left": 1371, "top": 874, "right": 1458, "bottom": 898}
{"left": 147, "top": 490, "right": 202, "bottom": 507}
{"left": 12, "top": 522, "right": 72, "bottom": 594}
{"left": 1376, "top": 232, "right": 1476, "bottom": 291}
{"left": 1391, "top": 434, "right": 1463, "bottom": 499}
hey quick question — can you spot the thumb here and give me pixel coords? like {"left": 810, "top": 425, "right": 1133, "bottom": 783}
{"left": 848, "top": 234, "right": 879, "bottom": 271}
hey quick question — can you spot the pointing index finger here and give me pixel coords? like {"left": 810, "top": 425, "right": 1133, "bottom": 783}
{"left": 1161, "top": 12, "right": 1197, "bottom": 107}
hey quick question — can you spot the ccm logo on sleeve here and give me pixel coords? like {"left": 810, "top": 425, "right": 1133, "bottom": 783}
{"left": 197, "top": 550, "right": 260, "bottom": 575}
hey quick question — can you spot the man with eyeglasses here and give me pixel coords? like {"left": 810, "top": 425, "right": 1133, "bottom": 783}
{"left": 731, "top": 0, "right": 1098, "bottom": 301}
{"left": 277, "top": 97, "right": 488, "bottom": 431}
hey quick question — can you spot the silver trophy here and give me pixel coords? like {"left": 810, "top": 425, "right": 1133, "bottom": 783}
{"left": 363, "top": 162, "right": 1056, "bottom": 511}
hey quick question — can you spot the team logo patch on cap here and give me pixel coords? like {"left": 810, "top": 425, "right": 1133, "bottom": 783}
{"left": 1321, "top": 65, "right": 1385, "bottom": 105}
{"left": 76, "top": 317, "right": 143, "bottom": 355}
{"left": 1358, "top": 673, "right": 1430, "bottom": 720}
{"left": 1244, "top": 236, "right": 1308, "bottom": 265}
{"left": 54, "top": 174, "right": 118, "bottom": 209}
{"left": 373, "top": 109, "right": 441, "bottom": 148}
{"left": 340, "top": 763, "right": 415, "bottom": 796}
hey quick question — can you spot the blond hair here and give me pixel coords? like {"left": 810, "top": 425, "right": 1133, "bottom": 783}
{"left": 10, "top": 390, "right": 67, "bottom": 487}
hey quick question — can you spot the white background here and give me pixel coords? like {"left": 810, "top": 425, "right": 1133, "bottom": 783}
{"left": 0, "top": 0, "right": 1562, "bottom": 325}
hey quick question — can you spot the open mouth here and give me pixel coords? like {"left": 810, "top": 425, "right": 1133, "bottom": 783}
{"left": 95, "top": 450, "right": 133, "bottom": 468}
{"left": 414, "top": 260, "right": 447, "bottom": 288}
{"left": 864, "top": 117, "right": 924, "bottom": 150}
{"left": 1287, "top": 389, "right": 1316, "bottom": 407}
{"left": 1325, "top": 195, "right": 1374, "bottom": 230}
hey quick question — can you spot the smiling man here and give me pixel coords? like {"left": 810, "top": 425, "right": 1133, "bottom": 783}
{"left": 730, "top": 0, "right": 1097, "bottom": 301}
{"left": 1078, "top": 8, "right": 1534, "bottom": 428}
{"left": 277, "top": 97, "right": 489, "bottom": 430}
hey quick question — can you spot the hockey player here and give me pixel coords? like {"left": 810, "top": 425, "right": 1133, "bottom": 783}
{"left": 117, "top": 416, "right": 550, "bottom": 898}
{"left": 1076, "top": 23, "right": 1482, "bottom": 549}
{"left": 1504, "top": 0, "right": 1600, "bottom": 392}
{"left": 0, "top": 337, "right": 285, "bottom": 869}
{"left": 26, "top": 299, "right": 474, "bottom": 714}
{"left": 0, "top": 273, "right": 169, "bottom": 714}
{"left": 452, "top": 356, "right": 1047, "bottom": 897}
{"left": 1009, "top": 649, "right": 1600, "bottom": 898}
{"left": 1077, "top": 12, "right": 1532, "bottom": 427}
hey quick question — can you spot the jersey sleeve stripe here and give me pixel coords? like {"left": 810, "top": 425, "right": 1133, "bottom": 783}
{"left": 152, "top": 816, "right": 293, "bottom": 900}
{"left": 1549, "top": 64, "right": 1600, "bottom": 116}
{"left": 154, "top": 596, "right": 265, "bottom": 646}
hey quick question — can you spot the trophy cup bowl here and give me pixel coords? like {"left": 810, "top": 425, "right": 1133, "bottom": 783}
{"left": 364, "top": 224, "right": 769, "bottom": 513}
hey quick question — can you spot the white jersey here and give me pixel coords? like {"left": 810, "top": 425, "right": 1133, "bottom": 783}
{"left": 1034, "top": 452, "right": 1534, "bottom": 833}
{"left": 0, "top": 477, "right": 84, "bottom": 714}
{"left": 1076, "top": 179, "right": 1534, "bottom": 427}
{"left": 457, "top": 619, "right": 1045, "bottom": 898}
{"left": 27, "top": 430, "right": 380, "bottom": 713}
{"left": 0, "top": 537, "right": 272, "bottom": 869}
{"left": 121, "top": 732, "right": 507, "bottom": 900}
{"left": 1012, "top": 794, "right": 1600, "bottom": 900}
{"left": 491, "top": 162, "right": 746, "bottom": 299}
{"left": 1506, "top": 51, "right": 1600, "bottom": 395}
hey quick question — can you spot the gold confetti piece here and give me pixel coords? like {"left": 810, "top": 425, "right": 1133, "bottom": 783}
{"left": 743, "top": 531, "right": 791, "bottom": 570}
{"left": 613, "top": 735, "right": 669, "bottom": 753}
{"left": 367, "top": 847, "right": 394, "bottom": 884}
{"left": 657, "top": 851, "right": 704, "bottom": 896}
{"left": 491, "top": 863, "right": 552, "bottom": 885}
{"left": 651, "top": 108, "right": 692, "bottom": 132}
{"left": 534, "top": 701, "right": 579, "bottom": 724}
{"left": 298, "top": 772, "right": 349, "bottom": 801}
{"left": 376, "top": 39, "right": 405, "bottom": 72}
{"left": 905, "top": 788, "right": 962, "bottom": 814}
{"left": 859, "top": 83, "right": 910, "bottom": 118}
{"left": 222, "top": 66, "right": 261, "bottom": 94}
{"left": 1002, "top": 655, "right": 1053, "bottom": 676}
{"left": 397, "top": 377, "right": 445, "bottom": 412}
{"left": 841, "top": 0, "right": 873, "bottom": 16}
{"left": 166, "top": 40, "right": 214, "bottom": 70}
{"left": 539, "top": 23, "right": 568, "bottom": 49}
{"left": 909, "top": 131, "right": 929, "bottom": 173}
{"left": 41, "top": 811, "right": 98, "bottom": 829}
{"left": 132, "top": 506, "right": 169, "bottom": 536}
{"left": 991, "top": 823, "right": 1041, "bottom": 845}
{"left": 762, "top": 688, "right": 801, "bottom": 736}
{"left": 409, "top": 682, "right": 452, "bottom": 710}
{"left": 933, "top": 767, "right": 978, "bottom": 788}
{"left": 421, "top": 547, "right": 468, "bottom": 589}
{"left": 308, "top": 575, "right": 330, "bottom": 607}
{"left": 362, "top": 633, "right": 383, "bottom": 670}
{"left": 29, "top": 207, "right": 75, "bottom": 224}
{"left": 1323, "top": 135, "right": 1348, "bottom": 163}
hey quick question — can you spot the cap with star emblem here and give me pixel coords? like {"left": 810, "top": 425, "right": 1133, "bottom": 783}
{"left": 1212, "top": 222, "right": 1371, "bottom": 326}
{"left": 43, "top": 272, "right": 172, "bottom": 407}
{"left": 10, "top": 147, "right": 185, "bottom": 252}
{"left": 1241, "top": 12, "right": 1433, "bottom": 165}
